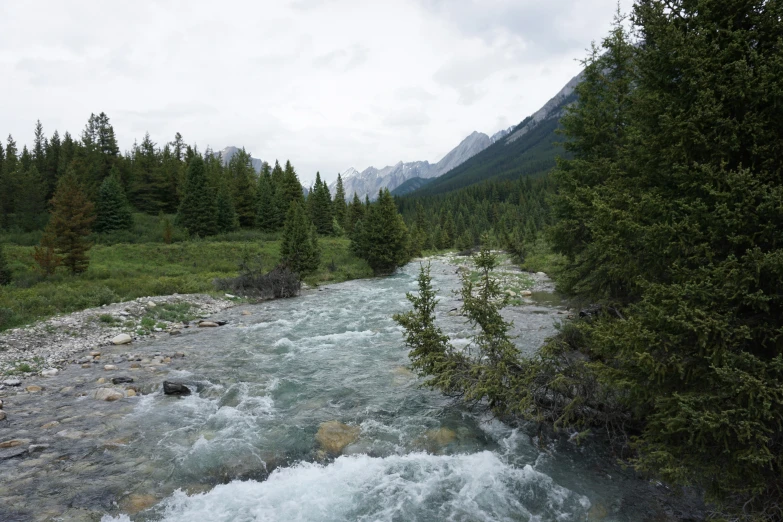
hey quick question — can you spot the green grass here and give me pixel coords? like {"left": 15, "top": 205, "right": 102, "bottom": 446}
{"left": 519, "top": 237, "right": 566, "bottom": 276}
{"left": 0, "top": 236, "right": 372, "bottom": 332}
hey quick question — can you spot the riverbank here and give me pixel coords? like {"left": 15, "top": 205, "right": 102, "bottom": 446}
{"left": 0, "top": 236, "right": 373, "bottom": 333}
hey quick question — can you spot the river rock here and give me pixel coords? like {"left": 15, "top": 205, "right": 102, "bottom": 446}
{"left": 163, "top": 381, "right": 191, "bottom": 396}
{"left": 424, "top": 427, "right": 457, "bottom": 446}
{"left": 0, "top": 446, "right": 27, "bottom": 460}
{"left": 119, "top": 493, "right": 158, "bottom": 514}
{"left": 3, "top": 379, "right": 22, "bottom": 386}
{"left": 26, "top": 385, "right": 42, "bottom": 393}
{"left": 0, "top": 439, "right": 30, "bottom": 448}
{"left": 241, "top": 310, "right": 251, "bottom": 316}
{"left": 104, "top": 365, "right": 118, "bottom": 371}
{"left": 125, "top": 389, "right": 137, "bottom": 397}
{"left": 112, "top": 376, "right": 134, "bottom": 384}
{"left": 198, "top": 321, "right": 219, "bottom": 327}
{"left": 41, "top": 421, "right": 60, "bottom": 429}
{"left": 315, "top": 421, "right": 360, "bottom": 454}
{"left": 81, "top": 363, "right": 92, "bottom": 368}
{"left": 169, "top": 330, "right": 182, "bottom": 336}
{"left": 111, "top": 334, "right": 132, "bottom": 345}
{"left": 0, "top": 411, "right": 6, "bottom": 421}
{"left": 147, "top": 301, "right": 157, "bottom": 308}
{"left": 520, "top": 290, "right": 533, "bottom": 297}
{"left": 506, "top": 290, "right": 517, "bottom": 297}
{"left": 97, "top": 378, "right": 107, "bottom": 384}
{"left": 224, "top": 293, "right": 237, "bottom": 299}
{"left": 536, "top": 272, "right": 547, "bottom": 277}
{"left": 41, "top": 368, "right": 59, "bottom": 377}
{"left": 92, "top": 388, "right": 125, "bottom": 402}
{"left": 90, "top": 351, "right": 101, "bottom": 357}
{"left": 0, "top": 398, "right": 3, "bottom": 409}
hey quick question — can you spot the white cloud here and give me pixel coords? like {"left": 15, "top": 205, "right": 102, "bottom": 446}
{"left": 0, "top": 0, "right": 633, "bottom": 184}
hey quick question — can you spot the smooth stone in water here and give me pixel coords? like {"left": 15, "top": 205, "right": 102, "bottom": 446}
{"left": 0, "top": 439, "right": 30, "bottom": 448}
{"left": 315, "top": 421, "right": 360, "bottom": 454}
{"left": 90, "top": 351, "right": 101, "bottom": 357}
{"left": 3, "top": 379, "right": 22, "bottom": 386}
{"left": 169, "top": 330, "right": 182, "bottom": 336}
{"left": 92, "top": 388, "right": 125, "bottom": 402}
{"left": 104, "top": 365, "right": 118, "bottom": 371}
{"left": 163, "top": 381, "right": 191, "bottom": 396}
{"left": 111, "top": 334, "right": 132, "bottom": 345}
{"left": 97, "top": 378, "right": 107, "bottom": 384}
{"left": 0, "top": 446, "right": 27, "bottom": 460}
{"left": 0, "top": 398, "right": 3, "bottom": 409}
{"left": 26, "top": 385, "right": 42, "bottom": 393}
{"left": 81, "top": 363, "right": 92, "bottom": 369}
{"left": 41, "top": 421, "right": 60, "bottom": 429}
{"left": 41, "top": 368, "right": 59, "bottom": 377}
{"left": 112, "top": 376, "right": 134, "bottom": 384}
{"left": 520, "top": 290, "right": 533, "bottom": 297}
{"left": 0, "top": 411, "right": 6, "bottom": 421}
{"left": 198, "top": 321, "right": 219, "bottom": 328}
{"left": 125, "top": 389, "right": 137, "bottom": 397}
{"left": 119, "top": 493, "right": 158, "bottom": 514}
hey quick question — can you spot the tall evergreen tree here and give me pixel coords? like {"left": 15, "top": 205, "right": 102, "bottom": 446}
{"left": 44, "top": 130, "right": 61, "bottom": 200}
{"left": 352, "top": 189, "right": 409, "bottom": 274}
{"left": 94, "top": 167, "right": 134, "bottom": 233}
{"left": 256, "top": 165, "right": 277, "bottom": 231}
{"left": 307, "top": 172, "right": 333, "bottom": 235}
{"left": 177, "top": 155, "right": 218, "bottom": 237}
{"left": 227, "top": 148, "right": 257, "bottom": 227}
{"left": 280, "top": 160, "right": 305, "bottom": 209}
{"left": 215, "top": 181, "right": 239, "bottom": 233}
{"left": 33, "top": 120, "right": 47, "bottom": 176}
{"left": 333, "top": 173, "right": 347, "bottom": 231}
{"left": 346, "top": 192, "right": 365, "bottom": 236}
{"left": 44, "top": 168, "right": 95, "bottom": 274}
{"left": 13, "top": 166, "right": 47, "bottom": 231}
{"left": 280, "top": 201, "right": 320, "bottom": 278}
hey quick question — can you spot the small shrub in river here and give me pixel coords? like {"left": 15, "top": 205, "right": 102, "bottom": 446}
{"left": 215, "top": 256, "right": 300, "bottom": 299}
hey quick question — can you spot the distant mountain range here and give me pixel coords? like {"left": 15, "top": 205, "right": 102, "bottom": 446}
{"left": 332, "top": 70, "right": 582, "bottom": 201}
{"left": 329, "top": 127, "right": 513, "bottom": 200}
{"left": 398, "top": 71, "right": 582, "bottom": 199}
{"left": 218, "top": 146, "right": 265, "bottom": 172}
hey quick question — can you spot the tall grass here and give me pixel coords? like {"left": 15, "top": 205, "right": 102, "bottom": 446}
{"left": 0, "top": 237, "right": 371, "bottom": 332}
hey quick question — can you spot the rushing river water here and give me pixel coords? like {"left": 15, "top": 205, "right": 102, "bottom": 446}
{"left": 0, "top": 258, "right": 686, "bottom": 521}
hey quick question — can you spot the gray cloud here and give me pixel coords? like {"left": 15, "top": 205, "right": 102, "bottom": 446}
{"left": 0, "top": 0, "right": 631, "bottom": 183}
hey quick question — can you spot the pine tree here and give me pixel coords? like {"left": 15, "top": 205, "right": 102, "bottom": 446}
{"left": 95, "top": 167, "right": 134, "bottom": 233}
{"left": 353, "top": 189, "right": 409, "bottom": 274}
{"left": 270, "top": 160, "right": 286, "bottom": 227}
{"left": 0, "top": 243, "right": 11, "bottom": 285}
{"left": 256, "top": 165, "right": 277, "bottom": 231}
{"left": 44, "top": 130, "right": 61, "bottom": 200}
{"left": 280, "top": 201, "right": 320, "bottom": 278}
{"left": 280, "top": 160, "right": 305, "bottom": 209}
{"left": 228, "top": 148, "right": 258, "bottom": 227}
{"left": 307, "top": 172, "right": 333, "bottom": 235}
{"left": 215, "top": 181, "right": 239, "bottom": 233}
{"left": 346, "top": 193, "right": 365, "bottom": 236}
{"left": 333, "top": 174, "right": 347, "bottom": 231}
{"left": 33, "top": 120, "right": 47, "bottom": 178}
{"left": 177, "top": 155, "right": 218, "bottom": 237}
{"left": 43, "top": 168, "right": 95, "bottom": 274}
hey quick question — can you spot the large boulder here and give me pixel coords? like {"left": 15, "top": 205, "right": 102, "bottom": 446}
{"left": 163, "top": 381, "right": 191, "bottom": 396}
{"left": 112, "top": 334, "right": 132, "bottom": 345}
{"left": 315, "top": 421, "right": 360, "bottom": 454}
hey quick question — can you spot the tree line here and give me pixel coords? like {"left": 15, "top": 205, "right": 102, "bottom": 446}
{"left": 0, "top": 116, "right": 412, "bottom": 282}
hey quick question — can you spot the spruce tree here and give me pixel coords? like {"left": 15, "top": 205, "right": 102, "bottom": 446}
{"left": 280, "top": 201, "right": 320, "bottom": 278}
{"left": 270, "top": 160, "right": 286, "bottom": 227}
{"left": 256, "top": 166, "right": 277, "bottom": 231}
{"left": 177, "top": 155, "right": 218, "bottom": 237}
{"left": 353, "top": 189, "right": 409, "bottom": 274}
{"left": 346, "top": 193, "right": 365, "bottom": 236}
{"left": 0, "top": 243, "right": 11, "bottom": 285}
{"left": 333, "top": 173, "right": 347, "bottom": 231}
{"left": 215, "top": 181, "right": 239, "bottom": 233}
{"left": 44, "top": 168, "right": 95, "bottom": 274}
{"left": 307, "top": 172, "right": 333, "bottom": 235}
{"left": 95, "top": 167, "right": 133, "bottom": 233}
{"left": 228, "top": 148, "right": 257, "bottom": 227}
{"left": 280, "top": 160, "right": 305, "bottom": 209}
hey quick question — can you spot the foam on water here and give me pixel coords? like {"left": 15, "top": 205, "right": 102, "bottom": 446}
{"left": 103, "top": 452, "right": 589, "bottom": 522}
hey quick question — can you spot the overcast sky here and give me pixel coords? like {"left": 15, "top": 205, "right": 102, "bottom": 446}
{"left": 1, "top": 0, "right": 632, "bottom": 185}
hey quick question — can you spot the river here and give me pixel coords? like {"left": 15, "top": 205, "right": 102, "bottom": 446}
{"left": 1, "top": 257, "right": 684, "bottom": 521}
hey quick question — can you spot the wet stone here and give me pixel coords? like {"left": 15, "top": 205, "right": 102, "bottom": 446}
{"left": 26, "top": 385, "right": 42, "bottom": 393}
{"left": 112, "top": 376, "right": 134, "bottom": 385}
{"left": 162, "top": 381, "right": 191, "bottom": 396}
{"left": 3, "top": 379, "right": 22, "bottom": 387}
{"left": 0, "top": 446, "right": 27, "bottom": 460}
{"left": 0, "top": 439, "right": 30, "bottom": 448}
{"left": 104, "top": 365, "right": 118, "bottom": 371}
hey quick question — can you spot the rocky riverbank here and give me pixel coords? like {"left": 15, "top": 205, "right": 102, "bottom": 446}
{"left": 0, "top": 293, "right": 237, "bottom": 380}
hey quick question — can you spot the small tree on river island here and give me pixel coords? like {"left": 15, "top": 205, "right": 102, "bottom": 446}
{"left": 352, "top": 189, "right": 409, "bottom": 274}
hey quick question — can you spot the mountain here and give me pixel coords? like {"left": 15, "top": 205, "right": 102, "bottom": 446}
{"left": 219, "top": 146, "right": 265, "bottom": 173}
{"left": 391, "top": 176, "right": 434, "bottom": 196}
{"left": 331, "top": 130, "right": 506, "bottom": 200}
{"left": 403, "top": 71, "right": 582, "bottom": 198}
